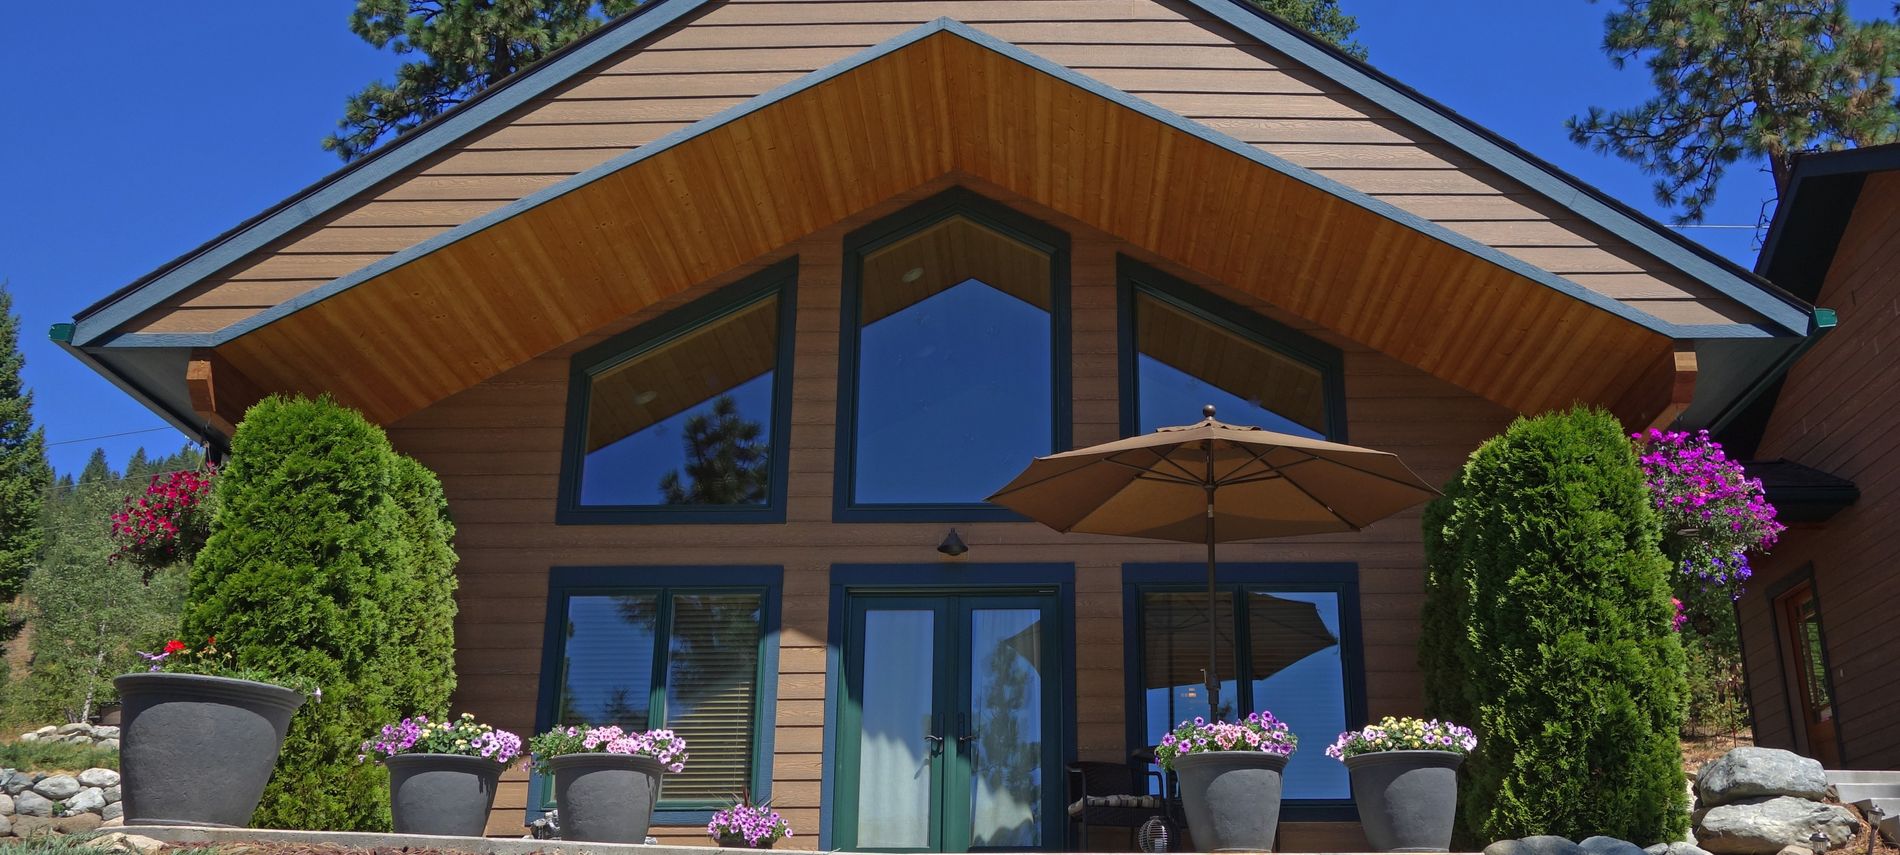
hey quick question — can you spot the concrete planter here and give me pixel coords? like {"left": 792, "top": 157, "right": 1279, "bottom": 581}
{"left": 1344, "top": 750, "right": 1464, "bottom": 852}
{"left": 387, "top": 753, "right": 505, "bottom": 837}
{"left": 114, "top": 672, "right": 305, "bottom": 827}
{"left": 1173, "top": 751, "right": 1289, "bottom": 852}
{"left": 547, "top": 753, "right": 665, "bottom": 843}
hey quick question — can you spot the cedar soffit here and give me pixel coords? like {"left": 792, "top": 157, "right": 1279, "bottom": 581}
{"left": 199, "top": 23, "right": 1691, "bottom": 428}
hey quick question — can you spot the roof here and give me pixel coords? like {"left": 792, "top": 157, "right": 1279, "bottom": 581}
{"left": 1744, "top": 458, "right": 1859, "bottom": 523}
{"left": 68, "top": 0, "right": 1814, "bottom": 346}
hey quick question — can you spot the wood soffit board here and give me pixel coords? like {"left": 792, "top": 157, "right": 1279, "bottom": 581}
{"left": 207, "top": 29, "right": 1683, "bottom": 430}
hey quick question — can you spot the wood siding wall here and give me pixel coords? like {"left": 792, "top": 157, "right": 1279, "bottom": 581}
{"left": 127, "top": 0, "right": 1759, "bottom": 336}
{"left": 385, "top": 176, "right": 1514, "bottom": 845}
{"left": 1740, "top": 170, "right": 1900, "bottom": 770}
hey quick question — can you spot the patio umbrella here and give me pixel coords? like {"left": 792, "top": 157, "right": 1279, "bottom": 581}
{"left": 987, "top": 405, "right": 1437, "bottom": 718}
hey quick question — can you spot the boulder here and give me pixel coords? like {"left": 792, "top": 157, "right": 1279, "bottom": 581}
{"left": 11, "top": 815, "right": 54, "bottom": 838}
{"left": 100, "top": 816, "right": 124, "bottom": 828}
{"left": 31, "top": 775, "right": 80, "bottom": 800}
{"left": 95, "top": 832, "right": 166, "bottom": 854}
{"left": 55, "top": 812, "right": 103, "bottom": 834}
{"left": 92, "top": 726, "right": 120, "bottom": 739}
{"left": 1697, "top": 796, "right": 1860, "bottom": 853}
{"left": 1485, "top": 837, "right": 1590, "bottom": 855}
{"left": 1775, "top": 847, "right": 1814, "bottom": 855}
{"left": 33, "top": 725, "right": 56, "bottom": 737}
{"left": 1583, "top": 837, "right": 1650, "bottom": 855}
{"left": 0, "top": 792, "right": 12, "bottom": 815}
{"left": 102, "top": 801, "right": 122, "bottom": 821}
{"left": 1698, "top": 749, "right": 1830, "bottom": 807}
{"left": 77, "top": 768, "right": 119, "bottom": 788}
{"left": 0, "top": 813, "right": 9, "bottom": 836}
{"left": 98, "top": 738, "right": 120, "bottom": 751}
{"left": 0, "top": 770, "right": 27, "bottom": 795}
{"left": 55, "top": 722, "right": 90, "bottom": 735}
{"left": 62, "top": 733, "right": 93, "bottom": 746}
{"left": 104, "top": 785, "right": 120, "bottom": 803}
{"left": 64, "top": 787, "right": 106, "bottom": 814}
{"left": 12, "top": 790, "right": 53, "bottom": 817}
{"left": 17, "top": 732, "right": 37, "bottom": 743}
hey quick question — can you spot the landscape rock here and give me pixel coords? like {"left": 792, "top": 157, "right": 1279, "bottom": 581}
{"left": 1582, "top": 836, "right": 1650, "bottom": 855}
{"left": 1485, "top": 836, "right": 1591, "bottom": 855}
{"left": 1775, "top": 846, "right": 1814, "bottom": 855}
{"left": 64, "top": 786, "right": 106, "bottom": 814}
{"left": 102, "top": 801, "right": 123, "bottom": 821}
{"left": 100, "top": 815, "right": 124, "bottom": 828}
{"left": 33, "top": 725, "right": 56, "bottom": 737}
{"left": 1698, "top": 796, "right": 1860, "bottom": 853}
{"left": 0, "top": 769, "right": 28, "bottom": 795}
{"left": 62, "top": 733, "right": 92, "bottom": 746}
{"left": 1699, "top": 748, "right": 1831, "bottom": 807}
{"left": 0, "top": 792, "right": 12, "bottom": 815}
{"left": 13, "top": 790, "right": 54, "bottom": 817}
{"left": 17, "top": 732, "right": 38, "bottom": 743}
{"left": 56, "top": 812, "right": 103, "bottom": 834}
{"left": 104, "top": 785, "right": 120, "bottom": 802}
{"left": 95, "top": 832, "right": 166, "bottom": 854}
{"left": 1664, "top": 842, "right": 1714, "bottom": 855}
{"left": 55, "top": 722, "right": 89, "bottom": 735}
{"left": 77, "top": 768, "right": 119, "bottom": 788}
{"left": 98, "top": 738, "right": 120, "bottom": 751}
{"left": 92, "top": 726, "right": 120, "bottom": 739}
{"left": 11, "top": 815, "right": 54, "bottom": 838}
{"left": 32, "top": 774, "right": 80, "bottom": 800}
{"left": 0, "top": 813, "right": 10, "bottom": 836}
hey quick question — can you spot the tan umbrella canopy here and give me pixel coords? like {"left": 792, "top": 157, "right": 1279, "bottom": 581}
{"left": 988, "top": 405, "right": 1437, "bottom": 718}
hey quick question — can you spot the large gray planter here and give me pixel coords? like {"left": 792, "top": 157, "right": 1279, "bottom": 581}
{"left": 114, "top": 672, "right": 305, "bottom": 827}
{"left": 1173, "top": 751, "right": 1289, "bottom": 852}
{"left": 387, "top": 753, "right": 505, "bottom": 837}
{"left": 547, "top": 753, "right": 665, "bottom": 843}
{"left": 1345, "top": 750, "right": 1464, "bottom": 852}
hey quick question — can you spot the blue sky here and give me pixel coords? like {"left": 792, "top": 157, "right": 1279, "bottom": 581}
{"left": 1, "top": 1, "right": 1823, "bottom": 475}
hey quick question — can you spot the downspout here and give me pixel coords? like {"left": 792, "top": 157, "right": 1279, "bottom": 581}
{"left": 48, "top": 322, "right": 225, "bottom": 455}
{"left": 1706, "top": 308, "right": 1838, "bottom": 436}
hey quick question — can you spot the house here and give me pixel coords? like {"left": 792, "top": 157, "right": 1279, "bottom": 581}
{"left": 1725, "top": 144, "right": 1899, "bottom": 772}
{"left": 56, "top": 0, "right": 1823, "bottom": 848}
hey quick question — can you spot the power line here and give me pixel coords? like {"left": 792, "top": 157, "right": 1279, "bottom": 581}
{"left": 1664, "top": 224, "right": 1758, "bottom": 230}
{"left": 45, "top": 427, "right": 183, "bottom": 448}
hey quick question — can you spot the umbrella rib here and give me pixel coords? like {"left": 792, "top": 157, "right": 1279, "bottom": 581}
{"left": 1271, "top": 464, "right": 1368, "bottom": 531}
{"left": 1286, "top": 449, "right": 1442, "bottom": 495}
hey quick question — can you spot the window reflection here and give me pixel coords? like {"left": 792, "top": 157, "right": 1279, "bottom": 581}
{"left": 851, "top": 214, "right": 1058, "bottom": 505}
{"left": 1132, "top": 289, "right": 1327, "bottom": 437}
{"left": 578, "top": 295, "right": 779, "bottom": 508}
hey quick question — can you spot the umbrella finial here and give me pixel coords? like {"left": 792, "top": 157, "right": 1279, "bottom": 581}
{"left": 1203, "top": 404, "right": 1216, "bottom": 421}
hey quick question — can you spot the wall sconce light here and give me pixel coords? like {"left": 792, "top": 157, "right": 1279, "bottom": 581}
{"left": 937, "top": 528, "right": 968, "bottom": 557}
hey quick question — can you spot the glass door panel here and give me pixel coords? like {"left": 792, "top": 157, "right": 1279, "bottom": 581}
{"left": 852, "top": 604, "right": 948, "bottom": 851}
{"left": 965, "top": 607, "right": 1045, "bottom": 848}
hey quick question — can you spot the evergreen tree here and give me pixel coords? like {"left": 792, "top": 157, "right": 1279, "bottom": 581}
{"left": 1420, "top": 408, "right": 1689, "bottom": 845}
{"left": 660, "top": 395, "right": 769, "bottom": 505}
{"left": 0, "top": 284, "right": 51, "bottom": 611}
{"left": 328, "top": 0, "right": 1365, "bottom": 159}
{"left": 1569, "top": 0, "right": 1900, "bottom": 223}
{"left": 1250, "top": 0, "right": 1365, "bottom": 60}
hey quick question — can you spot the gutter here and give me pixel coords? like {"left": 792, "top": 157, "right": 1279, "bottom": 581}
{"left": 1707, "top": 307, "right": 1839, "bottom": 435}
{"left": 49, "top": 322, "right": 222, "bottom": 453}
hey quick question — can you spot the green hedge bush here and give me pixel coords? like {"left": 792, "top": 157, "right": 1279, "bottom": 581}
{"left": 1420, "top": 407, "right": 1689, "bottom": 844}
{"left": 182, "top": 395, "right": 457, "bottom": 830}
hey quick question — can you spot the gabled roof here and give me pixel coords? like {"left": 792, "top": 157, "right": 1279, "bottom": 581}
{"left": 68, "top": 0, "right": 1812, "bottom": 346}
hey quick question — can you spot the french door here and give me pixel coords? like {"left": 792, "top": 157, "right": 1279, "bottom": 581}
{"left": 1777, "top": 580, "right": 1840, "bottom": 767}
{"left": 835, "top": 593, "right": 1065, "bottom": 852}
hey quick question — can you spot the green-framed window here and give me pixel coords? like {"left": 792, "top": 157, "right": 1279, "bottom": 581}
{"left": 1122, "top": 564, "right": 1365, "bottom": 820}
{"left": 1117, "top": 257, "right": 1346, "bottom": 440}
{"left": 834, "top": 190, "right": 1071, "bottom": 522}
{"left": 557, "top": 259, "right": 797, "bottom": 524}
{"left": 532, "top": 566, "right": 782, "bottom": 822}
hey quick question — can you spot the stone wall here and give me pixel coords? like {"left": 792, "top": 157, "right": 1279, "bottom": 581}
{"left": 17, "top": 722, "right": 121, "bottom": 750}
{"left": 0, "top": 766, "right": 124, "bottom": 839}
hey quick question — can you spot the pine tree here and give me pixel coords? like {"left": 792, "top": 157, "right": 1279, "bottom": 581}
{"left": 660, "top": 396, "right": 770, "bottom": 505}
{"left": 0, "top": 285, "right": 51, "bottom": 612}
{"left": 327, "top": 0, "right": 1365, "bottom": 159}
{"left": 1569, "top": 0, "right": 1900, "bottom": 223}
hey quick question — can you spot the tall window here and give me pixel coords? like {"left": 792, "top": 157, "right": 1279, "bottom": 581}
{"left": 1119, "top": 259, "right": 1343, "bottom": 440}
{"left": 559, "top": 263, "right": 795, "bottom": 523}
{"left": 1126, "top": 566, "right": 1363, "bottom": 811}
{"left": 537, "top": 568, "right": 780, "bottom": 815}
{"left": 838, "top": 192, "right": 1069, "bottom": 519}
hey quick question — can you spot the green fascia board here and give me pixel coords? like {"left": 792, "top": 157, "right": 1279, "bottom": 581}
{"left": 1181, "top": 0, "right": 1812, "bottom": 336}
{"left": 67, "top": 0, "right": 722, "bottom": 347}
{"left": 76, "top": 18, "right": 1799, "bottom": 355}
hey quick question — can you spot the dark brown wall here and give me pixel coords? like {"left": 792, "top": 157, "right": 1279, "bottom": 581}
{"left": 1740, "top": 169, "right": 1900, "bottom": 770}
{"left": 384, "top": 175, "right": 1514, "bottom": 844}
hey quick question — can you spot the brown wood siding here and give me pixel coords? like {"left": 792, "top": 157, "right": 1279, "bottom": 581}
{"left": 386, "top": 178, "right": 1513, "bottom": 842}
{"left": 127, "top": 0, "right": 1758, "bottom": 336}
{"left": 1742, "top": 170, "right": 1900, "bottom": 770}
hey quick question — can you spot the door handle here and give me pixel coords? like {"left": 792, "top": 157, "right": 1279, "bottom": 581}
{"left": 957, "top": 712, "right": 978, "bottom": 744}
{"left": 924, "top": 733, "right": 944, "bottom": 755}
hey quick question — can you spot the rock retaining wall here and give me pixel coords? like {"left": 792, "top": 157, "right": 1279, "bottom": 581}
{"left": 17, "top": 722, "right": 121, "bottom": 751}
{"left": 0, "top": 766, "right": 125, "bottom": 839}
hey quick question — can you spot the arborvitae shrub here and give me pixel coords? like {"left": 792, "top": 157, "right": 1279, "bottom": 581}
{"left": 183, "top": 395, "right": 458, "bottom": 830}
{"left": 1420, "top": 407, "right": 1689, "bottom": 845}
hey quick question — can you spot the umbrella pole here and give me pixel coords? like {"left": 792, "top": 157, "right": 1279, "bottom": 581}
{"left": 1204, "top": 438, "right": 1223, "bottom": 721}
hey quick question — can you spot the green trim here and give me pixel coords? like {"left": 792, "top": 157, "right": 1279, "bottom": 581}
{"left": 555, "top": 258, "right": 797, "bottom": 525}
{"left": 48, "top": 323, "right": 73, "bottom": 344}
{"left": 1114, "top": 257, "right": 1347, "bottom": 441}
{"left": 531, "top": 565, "right": 783, "bottom": 825}
{"left": 833, "top": 188, "right": 1072, "bottom": 523}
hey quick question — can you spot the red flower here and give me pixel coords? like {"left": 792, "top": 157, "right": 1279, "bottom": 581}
{"left": 163, "top": 639, "right": 188, "bottom": 655}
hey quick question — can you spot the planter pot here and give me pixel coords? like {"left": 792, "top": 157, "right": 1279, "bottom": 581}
{"left": 547, "top": 753, "right": 665, "bottom": 843}
{"left": 1344, "top": 750, "right": 1464, "bottom": 852}
{"left": 387, "top": 753, "right": 505, "bottom": 837}
{"left": 114, "top": 672, "right": 306, "bottom": 827}
{"left": 1173, "top": 751, "right": 1289, "bottom": 852}
{"left": 718, "top": 836, "right": 779, "bottom": 849}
